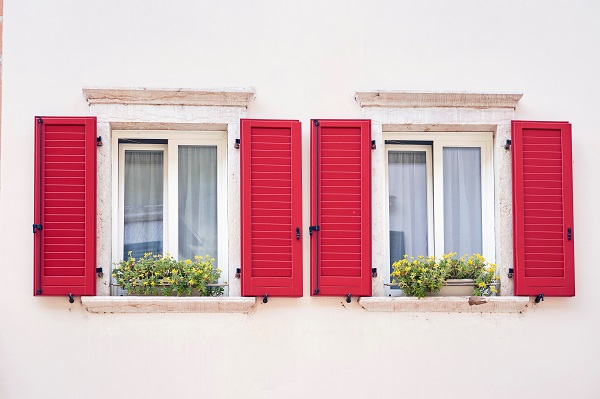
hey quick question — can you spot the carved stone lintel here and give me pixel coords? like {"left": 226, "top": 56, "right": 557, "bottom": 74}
{"left": 83, "top": 87, "right": 256, "bottom": 108}
{"left": 355, "top": 91, "right": 523, "bottom": 109}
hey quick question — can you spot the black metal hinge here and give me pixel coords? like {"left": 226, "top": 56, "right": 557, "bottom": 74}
{"left": 504, "top": 139, "right": 511, "bottom": 150}
{"left": 33, "top": 224, "right": 43, "bottom": 234}
{"left": 309, "top": 225, "right": 320, "bottom": 236}
{"left": 371, "top": 140, "right": 376, "bottom": 150}
{"left": 234, "top": 139, "right": 240, "bottom": 149}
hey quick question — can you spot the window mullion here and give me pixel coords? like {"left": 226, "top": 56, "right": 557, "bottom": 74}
{"left": 432, "top": 142, "right": 444, "bottom": 258}
{"left": 166, "top": 142, "right": 177, "bottom": 258}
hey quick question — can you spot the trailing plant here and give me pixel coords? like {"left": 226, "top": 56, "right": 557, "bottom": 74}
{"left": 449, "top": 253, "right": 500, "bottom": 296}
{"left": 390, "top": 255, "right": 449, "bottom": 299}
{"left": 112, "top": 252, "right": 224, "bottom": 296}
{"left": 391, "top": 253, "right": 500, "bottom": 298}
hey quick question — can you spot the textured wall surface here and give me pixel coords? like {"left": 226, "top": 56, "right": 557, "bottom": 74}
{"left": 1, "top": 1, "right": 599, "bottom": 398}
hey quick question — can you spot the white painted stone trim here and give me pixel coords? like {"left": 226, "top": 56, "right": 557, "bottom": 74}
{"left": 81, "top": 296, "right": 257, "bottom": 314}
{"left": 83, "top": 87, "right": 256, "bottom": 107}
{"left": 355, "top": 91, "right": 523, "bottom": 109}
{"left": 358, "top": 91, "right": 522, "bottom": 297}
{"left": 87, "top": 87, "right": 250, "bottom": 297}
{"left": 359, "top": 296, "right": 531, "bottom": 313}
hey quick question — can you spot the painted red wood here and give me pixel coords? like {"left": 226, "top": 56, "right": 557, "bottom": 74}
{"left": 240, "top": 119, "right": 303, "bottom": 297}
{"left": 512, "top": 120, "right": 574, "bottom": 296}
{"left": 310, "top": 119, "right": 372, "bottom": 297}
{"left": 34, "top": 116, "right": 97, "bottom": 296}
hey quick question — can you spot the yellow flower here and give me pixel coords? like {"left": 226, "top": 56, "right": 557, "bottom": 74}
{"left": 490, "top": 286, "right": 498, "bottom": 293}
{"left": 404, "top": 266, "right": 411, "bottom": 272}
{"left": 185, "top": 259, "right": 192, "bottom": 265}
{"left": 172, "top": 269, "right": 177, "bottom": 274}
{"left": 478, "top": 282, "right": 486, "bottom": 288}
{"left": 151, "top": 281, "right": 155, "bottom": 286}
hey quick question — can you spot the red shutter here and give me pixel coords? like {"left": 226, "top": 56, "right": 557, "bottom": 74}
{"left": 34, "top": 116, "right": 97, "bottom": 296}
{"left": 310, "top": 119, "right": 372, "bottom": 297}
{"left": 512, "top": 120, "right": 574, "bottom": 296}
{"left": 241, "top": 119, "right": 303, "bottom": 297}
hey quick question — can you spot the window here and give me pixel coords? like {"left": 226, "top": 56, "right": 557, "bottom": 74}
{"left": 383, "top": 132, "right": 494, "bottom": 296}
{"left": 112, "top": 131, "right": 228, "bottom": 294}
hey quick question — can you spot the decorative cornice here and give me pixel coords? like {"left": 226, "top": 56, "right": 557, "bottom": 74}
{"left": 83, "top": 87, "right": 256, "bottom": 108}
{"left": 355, "top": 91, "right": 523, "bottom": 109}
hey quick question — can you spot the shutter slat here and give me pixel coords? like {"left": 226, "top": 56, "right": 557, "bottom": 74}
{"left": 512, "top": 120, "right": 574, "bottom": 296}
{"left": 311, "top": 119, "right": 372, "bottom": 297}
{"left": 34, "top": 117, "right": 96, "bottom": 297}
{"left": 241, "top": 119, "right": 303, "bottom": 297}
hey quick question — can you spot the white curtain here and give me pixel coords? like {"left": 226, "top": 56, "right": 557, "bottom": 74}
{"left": 388, "top": 151, "right": 429, "bottom": 265}
{"left": 178, "top": 146, "right": 218, "bottom": 265}
{"left": 443, "top": 147, "right": 482, "bottom": 255}
{"left": 124, "top": 150, "right": 164, "bottom": 259}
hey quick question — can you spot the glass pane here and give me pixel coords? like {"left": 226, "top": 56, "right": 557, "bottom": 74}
{"left": 443, "top": 147, "right": 482, "bottom": 255}
{"left": 178, "top": 146, "right": 218, "bottom": 266}
{"left": 388, "top": 151, "right": 429, "bottom": 280}
{"left": 124, "top": 150, "right": 164, "bottom": 259}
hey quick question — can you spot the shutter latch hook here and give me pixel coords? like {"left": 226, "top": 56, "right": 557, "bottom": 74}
{"left": 346, "top": 293, "right": 352, "bottom": 303}
{"left": 68, "top": 293, "right": 74, "bottom": 304}
{"left": 535, "top": 293, "right": 544, "bottom": 303}
{"left": 263, "top": 294, "right": 268, "bottom": 304}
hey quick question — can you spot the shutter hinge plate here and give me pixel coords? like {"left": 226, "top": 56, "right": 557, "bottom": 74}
{"left": 33, "top": 224, "right": 43, "bottom": 234}
{"left": 309, "top": 225, "right": 320, "bottom": 236}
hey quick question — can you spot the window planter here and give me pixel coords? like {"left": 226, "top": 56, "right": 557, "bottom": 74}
{"left": 433, "top": 279, "right": 500, "bottom": 297}
{"left": 114, "top": 283, "right": 227, "bottom": 297}
{"left": 387, "top": 280, "right": 500, "bottom": 297}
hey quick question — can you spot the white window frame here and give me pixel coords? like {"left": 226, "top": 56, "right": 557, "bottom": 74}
{"left": 111, "top": 130, "right": 228, "bottom": 294}
{"left": 383, "top": 132, "right": 495, "bottom": 296}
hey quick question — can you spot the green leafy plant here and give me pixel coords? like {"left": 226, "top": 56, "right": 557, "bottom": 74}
{"left": 390, "top": 255, "right": 449, "bottom": 298}
{"left": 391, "top": 253, "right": 500, "bottom": 298}
{"left": 448, "top": 253, "right": 500, "bottom": 296}
{"left": 112, "top": 252, "right": 224, "bottom": 296}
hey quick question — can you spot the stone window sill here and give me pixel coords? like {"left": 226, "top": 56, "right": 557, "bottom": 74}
{"left": 81, "top": 296, "right": 257, "bottom": 314}
{"left": 358, "top": 296, "right": 531, "bottom": 313}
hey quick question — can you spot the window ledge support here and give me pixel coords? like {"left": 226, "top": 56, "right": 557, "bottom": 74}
{"left": 358, "top": 296, "right": 531, "bottom": 313}
{"left": 81, "top": 296, "right": 257, "bottom": 314}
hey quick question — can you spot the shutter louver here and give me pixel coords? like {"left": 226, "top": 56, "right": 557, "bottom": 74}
{"left": 512, "top": 120, "right": 574, "bottom": 296}
{"left": 241, "top": 119, "right": 303, "bottom": 297}
{"left": 310, "top": 119, "right": 372, "bottom": 297}
{"left": 34, "top": 117, "right": 97, "bottom": 296}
